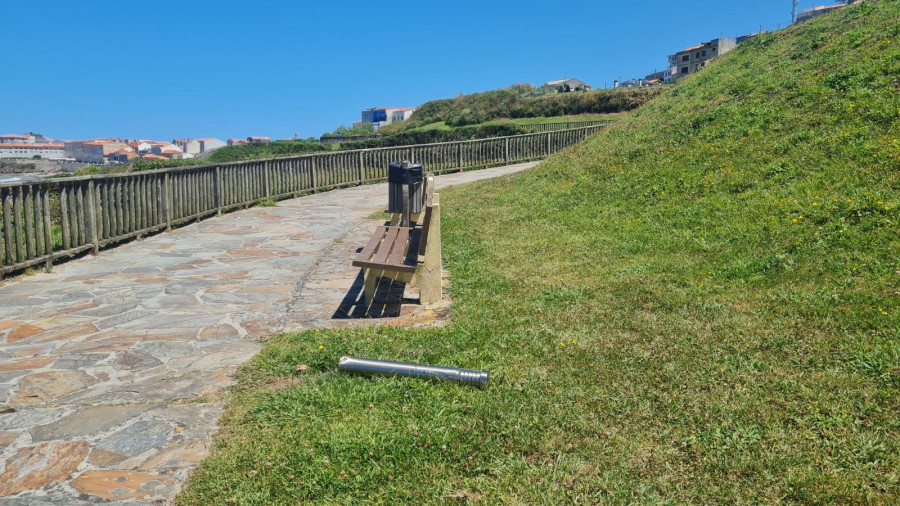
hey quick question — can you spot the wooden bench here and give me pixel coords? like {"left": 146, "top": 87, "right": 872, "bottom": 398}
{"left": 352, "top": 175, "right": 441, "bottom": 306}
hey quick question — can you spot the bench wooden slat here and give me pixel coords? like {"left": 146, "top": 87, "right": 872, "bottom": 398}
{"left": 353, "top": 259, "right": 417, "bottom": 273}
{"left": 354, "top": 225, "right": 387, "bottom": 264}
{"left": 371, "top": 227, "right": 401, "bottom": 264}
{"left": 386, "top": 227, "right": 410, "bottom": 266}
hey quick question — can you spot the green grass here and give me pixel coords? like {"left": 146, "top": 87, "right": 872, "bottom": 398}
{"left": 178, "top": 2, "right": 900, "bottom": 503}
{"left": 391, "top": 84, "right": 663, "bottom": 132}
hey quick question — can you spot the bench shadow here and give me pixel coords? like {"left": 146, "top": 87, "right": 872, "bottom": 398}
{"left": 332, "top": 229, "right": 424, "bottom": 320}
{"left": 331, "top": 269, "right": 418, "bottom": 319}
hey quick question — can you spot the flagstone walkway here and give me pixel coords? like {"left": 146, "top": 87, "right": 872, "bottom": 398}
{"left": 0, "top": 162, "right": 536, "bottom": 505}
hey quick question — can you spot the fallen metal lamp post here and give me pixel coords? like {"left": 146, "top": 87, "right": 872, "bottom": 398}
{"left": 338, "top": 356, "right": 489, "bottom": 388}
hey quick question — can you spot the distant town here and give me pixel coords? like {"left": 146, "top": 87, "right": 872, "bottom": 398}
{"left": 0, "top": 134, "right": 273, "bottom": 165}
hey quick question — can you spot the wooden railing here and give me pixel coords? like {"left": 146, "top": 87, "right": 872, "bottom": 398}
{"left": 518, "top": 120, "right": 613, "bottom": 132}
{"left": 319, "top": 134, "right": 380, "bottom": 144}
{"left": 0, "top": 125, "right": 606, "bottom": 276}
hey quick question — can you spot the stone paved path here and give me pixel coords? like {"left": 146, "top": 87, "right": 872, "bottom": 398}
{"left": 0, "top": 162, "right": 536, "bottom": 504}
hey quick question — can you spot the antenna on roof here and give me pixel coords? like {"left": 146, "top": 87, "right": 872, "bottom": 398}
{"left": 791, "top": 0, "right": 800, "bottom": 24}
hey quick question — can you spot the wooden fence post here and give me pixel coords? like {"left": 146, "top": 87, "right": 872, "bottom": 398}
{"left": 42, "top": 188, "right": 52, "bottom": 268}
{"left": 162, "top": 172, "right": 172, "bottom": 230}
{"left": 504, "top": 137, "right": 509, "bottom": 163}
{"left": 546, "top": 132, "right": 551, "bottom": 155}
{"left": 264, "top": 160, "right": 271, "bottom": 198}
{"left": 215, "top": 166, "right": 222, "bottom": 215}
{"left": 456, "top": 142, "right": 462, "bottom": 168}
{"left": 87, "top": 180, "right": 99, "bottom": 254}
{"left": 14, "top": 186, "right": 24, "bottom": 260}
{"left": 358, "top": 151, "right": 364, "bottom": 185}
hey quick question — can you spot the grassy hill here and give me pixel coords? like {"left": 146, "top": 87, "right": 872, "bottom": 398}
{"left": 378, "top": 85, "right": 662, "bottom": 134}
{"left": 178, "top": 1, "right": 899, "bottom": 503}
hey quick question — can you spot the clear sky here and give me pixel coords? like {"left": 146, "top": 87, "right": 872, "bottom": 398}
{"left": 0, "top": 0, "right": 830, "bottom": 142}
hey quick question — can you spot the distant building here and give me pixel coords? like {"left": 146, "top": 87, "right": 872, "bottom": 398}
{"left": 361, "top": 107, "right": 414, "bottom": 129}
{"left": 543, "top": 78, "right": 590, "bottom": 92}
{"left": 0, "top": 134, "right": 35, "bottom": 144}
{"left": 668, "top": 37, "right": 737, "bottom": 81}
{"left": 130, "top": 141, "right": 155, "bottom": 154}
{"left": 736, "top": 32, "right": 763, "bottom": 44}
{"left": 391, "top": 107, "right": 416, "bottom": 123}
{"left": 160, "top": 148, "right": 183, "bottom": 158}
{"left": 150, "top": 143, "right": 182, "bottom": 156}
{"left": 25, "top": 132, "right": 53, "bottom": 143}
{"left": 796, "top": 3, "right": 848, "bottom": 23}
{"left": 0, "top": 143, "right": 66, "bottom": 159}
{"left": 227, "top": 138, "right": 249, "bottom": 146}
{"left": 88, "top": 139, "right": 127, "bottom": 158}
{"left": 140, "top": 154, "right": 167, "bottom": 161}
{"left": 108, "top": 146, "right": 136, "bottom": 163}
{"left": 616, "top": 78, "right": 651, "bottom": 88}
{"left": 65, "top": 141, "right": 105, "bottom": 163}
{"left": 173, "top": 138, "right": 200, "bottom": 154}
{"left": 196, "top": 138, "right": 225, "bottom": 152}
{"left": 247, "top": 136, "right": 271, "bottom": 143}
{"left": 645, "top": 68, "right": 677, "bottom": 84}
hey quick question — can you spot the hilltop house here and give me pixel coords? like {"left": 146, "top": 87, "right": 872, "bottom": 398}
{"left": 247, "top": 136, "right": 271, "bottom": 143}
{"left": 391, "top": 107, "right": 416, "bottom": 123}
{"left": 645, "top": 68, "right": 677, "bottom": 84}
{"left": 543, "top": 78, "right": 589, "bottom": 92}
{"left": 361, "top": 107, "right": 417, "bottom": 129}
{"left": 796, "top": 3, "right": 855, "bottom": 23}
{"left": 668, "top": 37, "right": 737, "bottom": 81}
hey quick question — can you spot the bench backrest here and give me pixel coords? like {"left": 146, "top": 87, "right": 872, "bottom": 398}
{"left": 418, "top": 175, "right": 436, "bottom": 258}
{"left": 422, "top": 175, "right": 434, "bottom": 209}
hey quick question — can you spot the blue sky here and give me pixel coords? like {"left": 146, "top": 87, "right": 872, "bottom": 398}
{"left": 0, "top": 0, "right": 830, "bottom": 142}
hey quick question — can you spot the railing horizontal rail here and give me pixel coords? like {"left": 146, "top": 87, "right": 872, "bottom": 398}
{"left": 518, "top": 120, "right": 613, "bottom": 132}
{"left": 0, "top": 124, "right": 608, "bottom": 275}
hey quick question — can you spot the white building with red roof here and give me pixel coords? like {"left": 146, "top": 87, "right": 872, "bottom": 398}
{"left": 0, "top": 134, "right": 35, "bottom": 144}
{"left": 390, "top": 107, "right": 417, "bottom": 123}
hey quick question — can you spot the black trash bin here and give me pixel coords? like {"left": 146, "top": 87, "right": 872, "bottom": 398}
{"left": 387, "top": 161, "right": 424, "bottom": 215}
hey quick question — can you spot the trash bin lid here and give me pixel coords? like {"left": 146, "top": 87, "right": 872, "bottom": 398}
{"left": 388, "top": 162, "right": 423, "bottom": 184}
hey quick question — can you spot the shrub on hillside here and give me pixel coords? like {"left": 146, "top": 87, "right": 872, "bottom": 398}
{"left": 406, "top": 85, "right": 664, "bottom": 129}
{"left": 206, "top": 139, "right": 331, "bottom": 163}
{"left": 339, "top": 124, "right": 526, "bottom": 150}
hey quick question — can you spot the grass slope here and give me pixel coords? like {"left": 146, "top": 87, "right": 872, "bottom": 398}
{"left": 178, "top": 2, "right": 899, "bottom": 503}
{"left": 391, "top": 85, "right": 664, "bottom": 132}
